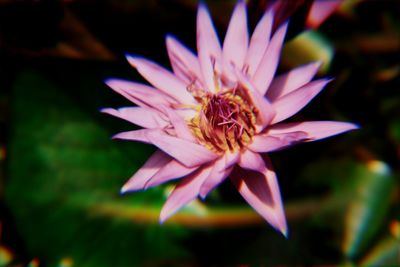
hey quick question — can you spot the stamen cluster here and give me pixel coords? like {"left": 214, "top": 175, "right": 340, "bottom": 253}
{"left": 190, "top": 88, "right": 256, "bottom": 153}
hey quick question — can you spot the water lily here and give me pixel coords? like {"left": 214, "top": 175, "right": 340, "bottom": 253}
{"left": 102, "top": 0, "right": 357, "bottom": 236}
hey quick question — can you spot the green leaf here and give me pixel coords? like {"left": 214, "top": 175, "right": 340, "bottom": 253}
{"left": 342, "top": 160, "right": 394, "bottom": 260}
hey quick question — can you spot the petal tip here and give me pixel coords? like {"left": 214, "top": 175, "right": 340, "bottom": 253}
{"left": 281, "top": 227, "right": 289, "bottom": 239}
{"left": 198, "top": 191, "right": 207, "bottom": 200}
{"left": 308, "top": 60, "right": 323, "bottom": 72}
{"left": 111, "top": 133, "right": 120, "bottom": 140}
{"left": 99, "top": 107, "right": 112, "bottom": 114}
{"left": 125, "top": 54, "right": 142, "bottom": 68}
{"left": 165, "top": 34, "right": 176, "bottom": 44}
{"left": 159, "top": 216, "right": 166, "bottom": 224}
{"left": 348, "top": 122, "right": 361, "bottom": 130}
{"left": 279, "top": 21, "right": 289, "bottom": 32}
{"left": 120, "top": 184, "right": 130, "bottom": 194}
{"left": 159, "top": 209, "right": 170, "bottom": 224}
{"left": 104, "top": 77, "right": 115, "bottom": 85}
{"left": 104, "top": 78, "right": 117, "bottom": 88}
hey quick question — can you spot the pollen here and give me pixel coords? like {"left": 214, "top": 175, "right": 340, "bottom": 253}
{"left": 189, "top": 87, "right": 257, "bottom": 153}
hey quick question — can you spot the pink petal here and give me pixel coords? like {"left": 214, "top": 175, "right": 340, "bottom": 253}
{"left": 160, "top": 165, "right": 213, "bottom": 222}
{"left": 222, "top": 0, "right": 249, "bottom": 70}
{"left": 271, "top": 79, "right": 331, "bottom": 124}
{"left": 234, "top": 68, "right": 276, "bottom": 129}
{"left": 252, "top": 22, "right": 288, "bottom": 95}
{"left": 161, "top": 107, "right": 196, "bottom": 142}
{"left": 121, "top": 150, "right": 171, "bottom": 193}
{"left": 230, "top": 156, "right": 288, "bottom": 236}
{"left": 267, "top": 61, "right": 322, "bottom": 101}
{"left": 105, "top": 79, "right": 177, "bottom": 109}
{"left": 166, "top": 35, "right": 202, "bottom": 84}
{"left": 197, "top": 3, "right": 222, "bottom": 92}
{"left": 268, "top": 121, "right": 359, "bottom": 141}
{"left": 245, "top": 9, "right": 273, "bottom": 77}
{"left": 248, "top": 131, "right": 308, "bottom": 153}
{"left": 199, "top": 152, "right": 239, "bottom": 198}
{"left": 144, "top": 159, "right": 199, "bottom": 189}
{"left": 146, "top": 130, "right": 218, "bottom": 168}
{"left": 112, "top": 129, "right": 156, "bottom": 143}
{"left": 126, "top": 56, "right": 195, "bottom": 104}
{"left": 238, "top": 149, "right": 265, "bottom": 171}
{"left": 101, "top": 107, "right": 168, "bottom": 129}
{"left": 306, "top": 0, "right": 342, "bottom": 29}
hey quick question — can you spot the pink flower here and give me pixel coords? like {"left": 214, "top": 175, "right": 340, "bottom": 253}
{"left": 103, "top": 0, "right": 357, "bottom": 236}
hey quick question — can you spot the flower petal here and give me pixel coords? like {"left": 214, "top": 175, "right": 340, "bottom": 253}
{"left": 231, "top": 155, "right": 287, "bottom": 236}
{"left": 223, "top": 0, "right": 248, "bottom": 70}
{"left": 238, "top": 149, "right": 265, "bottom": 171}
{"left": 126, "top": 56, "right": 195, "bottom": 104}
{"left": 121, "top": 150, "right": 171, "bottom": 193}
{"left": 234, "top": 68, "right": 276, "bottom": 129}
{"left": 105, "top": 79, "right": 177, "bottom": 109}
{"left": 146, "top": 130, "right": 218, "bottom": 168}
{"left": 144, "top": 159, "right": 199, "bottom": 189}
{"left": 306, "top": 0, "right": 342, "bottom": 29}
{"left": 199, "top": 152, "right": 239, "bottom": 198}
{"left": 161, "top": 106, "right": 196, "bottom": 142}
{"left": 271, "top": 78, "right": 331, "bottom": 124}
{"left": 267, "top": 61, "right": 322, "bottom": 101}
{"left": 245, "top": 9, "right": 273, "bottom": 77}
{"left": 166, "top": 35, "right": 203, "bottom": 84}
{"left": 252, "top": 22, "right": 288, "bottom": 95}
{"left": 112, "top": 129, "right": 156, "bottom": 143}
{"left": 268, "top": 121, "right": 359, "bottom": 141}
{"left": 101, "top": 107, "right": 168, "bottom": 129}
{"left": 248, "top": 131, "right": 308, "bottom": 153}
{"left": 160, "top": 165, "right": 213, "bottom": 222}
{"left": 197, "top": 3, "right": 222, "bottom": 92}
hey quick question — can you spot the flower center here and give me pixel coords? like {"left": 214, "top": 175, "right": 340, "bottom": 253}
{"left": 189, "top": 88, "right": 257, "bottom": 153}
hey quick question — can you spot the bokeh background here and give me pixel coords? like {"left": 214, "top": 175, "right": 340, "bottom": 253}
{"left": 0, "top": 0, "right": 399, "bottom": 266}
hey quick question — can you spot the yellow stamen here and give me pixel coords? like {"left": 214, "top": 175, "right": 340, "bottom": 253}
{"left": 188, "top": 87, "right": 257, "bottom": 153}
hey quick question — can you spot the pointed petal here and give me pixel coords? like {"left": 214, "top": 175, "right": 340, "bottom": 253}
{"left": 161, "top": 107, "right": 196, "bottom": 142}
{"left": 238, "top": 149, "right": 265, "bottom": 171}
{"left": 101, "top": 107, "right": 168, "bottom": 129}
{"left": 105, "top": 79, "right": 177, "bottom": 109}
{"left": 121, "top": 150, "right": 171, "bottom": 193}
{"left": 145, "top": 159, "right": 199, "bottom": 189}
{"left": 248, "top": 131, "right": 308, "bottom": 153}
{"left": 146, "top": 130, "right": 218, "bottom": 168}
{"left": 269, "top": 121, "right": 359, "bottom": 141}
{"left": 197, "top": 3, "right": 222, "bottom": 92}
{"left": 267, "top": 61, "right": 322, "bottom": 101}
{"left": 271, "top": 79, "right": 331, "bottom": 124}
{"left": 230, "top": 157, "right": 287, "bottom": 236}
{"left": 160, "top": 165, "right": 213, "bottom": 222}
{"left": 234, "top": 68, "right": 276, "bottom": 129}
{"left": 245, "top": 9, "right": 273, "bottom": 77}
{"left": 112, "top": 129, "right": 156, "bottom": 143}
{"left": 166, "top": 35, "right": 202, "bottom": 84}
{"left": 252, "top": 22, "right": 288, "bottom": 95}
{"left": 306, "top": 0, "right": 342, "bottom": 29}
{"left": 223, "top": 0, "right": 248, "bottom": 69}
{"left": 199, "top": 152, "right": 239, "bottom": 198}
{"left": 126, "top": 56, "right": 195, "bottom": 104}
